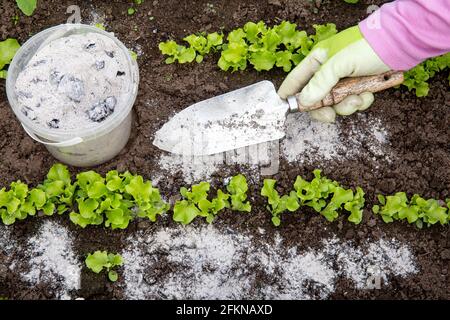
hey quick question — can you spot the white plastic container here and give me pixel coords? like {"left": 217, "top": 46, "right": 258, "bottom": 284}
{"left": 6, "top": 24, "right": 139, "bottom": 167}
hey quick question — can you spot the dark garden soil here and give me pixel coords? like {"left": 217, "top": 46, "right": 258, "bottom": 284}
{"left": 0, "top": 0, "right": 449, "bottom": 300}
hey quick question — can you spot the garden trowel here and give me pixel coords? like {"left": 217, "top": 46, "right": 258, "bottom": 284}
{"left": 153, "top": 72, "right": 403, "bottom": 156}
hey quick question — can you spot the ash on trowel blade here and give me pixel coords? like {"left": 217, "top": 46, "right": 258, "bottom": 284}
{"left": 154, "top": 106, "right": 287, "bottom": 156}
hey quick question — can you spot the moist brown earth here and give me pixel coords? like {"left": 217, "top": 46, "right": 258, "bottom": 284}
{"left": 0, "top": 0, "right": 449, "bottom": 300}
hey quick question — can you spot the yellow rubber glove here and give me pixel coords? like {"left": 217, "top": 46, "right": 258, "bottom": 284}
{"left": 278, "top": 26, "right": 391, "bottom": 123}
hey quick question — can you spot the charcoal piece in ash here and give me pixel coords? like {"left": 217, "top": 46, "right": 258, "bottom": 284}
{"left": 48, "top": 119, "right": 60, "bottom": 129}
{"left": 49, "top": 70, "right": 64, "bottom": 86}
{"left": 117, "top": 71, "right": 126, "bottom": 76}
{"left": 17, "top": 91, "right": 33, "bottom": 99}
{"left": 87, "top": 96, "right": 117, "bottom": 122}
{"left": 31, "top": 77, "right": 44, "bottom": 84}
{"left": 95, "top": 60, "right": 105, "bottom": 70}
{"left": 105, "top": 50, "right": 115, "bottom": 58}
{"left": 32, "top": 60, "right": 47, "bottom": 67}
{"left": 85, "top": 42, "right": 96, "bottom": 50}
{"left": 105, "top": 96, "right": 117, "bottom": 110}
{"left": 21, "top": 107, "right": 37, "bottom": 120}
{"left": 57, "top": 75, "right": 85, "bottom": 102}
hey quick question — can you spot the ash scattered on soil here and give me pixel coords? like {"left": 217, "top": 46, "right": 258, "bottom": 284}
{"left": 0, "top": 0, "right": 449, "bottom": 300}
{"left": 158, "top": 112, "right": 392, "bottom": 183}
{"left": 19, "top": 220, "right": 81, "bottom": 300}
{"left": 0, "top": 225, "right": 16, "bottom": 256}
{"left": 282, "top": 112, "right": 393, "bottom": 164}
{"left": 121, "top": 225, "right": 417, "bottom": 300}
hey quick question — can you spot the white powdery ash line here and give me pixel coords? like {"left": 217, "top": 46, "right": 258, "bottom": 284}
{"left": 122, "top": 225, "right": 254, "bottom": 299}
{"left": 23, "top": 220, "right": 81, "bottom": 300}
{"left": 0, "top": 225, "right": 16, "bottom": 256}
{"left": 157, "top": 113, "right": 393, "bottom": 183}
{"left": 122, "top": 226, "right": 418, "bottom": 300}
{"left": 282, "top": 112, "right": 393, "bottom": 164}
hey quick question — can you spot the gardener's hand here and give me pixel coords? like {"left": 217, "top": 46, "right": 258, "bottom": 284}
{"left": 278, "top": 26, "right": 391, "bottom": 123}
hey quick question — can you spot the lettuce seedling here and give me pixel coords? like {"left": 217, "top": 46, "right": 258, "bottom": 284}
{"left": 183, "top": 32, "right": 223, "bottom": 63}
{"left": 411, "top": 195, "right": 448, "bottom": 227}
{"left": 309, "top": 23, "right": 338, "bottom": 44}
{"left": 0, "top": 38, "right": 20, "bottom": 79}
{"left": 373, "top": 192, "right": 449, "bottom": 228}
{"left": 0, "top": 181, "right": 29, "bottom": 225}
{"left": 38, "top": 163, "right": 75, "bottom": 216}
{"left": 70, "top": 170, "right": 133, "bottom": 229}
{"left": 344, "top": 187, "right": 365, "bottom": 224}
{"left": 124, "top": 175, "right": 169, "bottom": 222}
{"left": 173, "top": 176, "right": 251, "bottom": 225}
{"left": 226, "top": 174, "right": 251, "bottom": 212}
{"left": 294, "top": 170, "right": 337, "bottom": 213}
{"left": 173, "top": 182, "right": 211, "bottom": 225}
{"left": 16, "top": 0, "right": 37, "bottom": 16}
{"left": 159, "top": 40, "right": 196, "bottom": 64}
{"left": 403, "top": 53, "right": 450, "bottom": 97}
{"left": 321, "top": 187, "right": 354, "bottom": 222}
{"left": 0, "top": 164, "right": 75, "bottom": 224}
{"left": 261, "top": 179, "right": 299, "bottom": 226}
{"left": 218, "top": 30, "right": 248, "bottom": 72}
{"left": 263, "top": 170, "right": 365, "bottom": 226}
{"left": 85, "top": 251, "right": 123, "bottom": 282}
{"left": 198, "top": 189, "right": 230, "bottom": 223}
{"left": 160, "top": 21, "right": 337, "bottom": 73}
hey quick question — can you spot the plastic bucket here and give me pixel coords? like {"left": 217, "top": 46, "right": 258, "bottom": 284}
{"left": 6, "top": 24, "right": 139, "bottom": 167}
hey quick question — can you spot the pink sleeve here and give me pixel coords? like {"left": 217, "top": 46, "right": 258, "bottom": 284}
{"left": 359, "top": 0, "right": 450, "bottom": 71}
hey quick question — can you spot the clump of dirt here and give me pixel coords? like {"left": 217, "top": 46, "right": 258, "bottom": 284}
{"left": 0, "top": 0, "right": 448, "bottom": 300}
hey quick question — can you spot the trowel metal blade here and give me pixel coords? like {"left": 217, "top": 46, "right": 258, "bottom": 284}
{"left": 153, "top": 80, "right": 289, "bottom": 156}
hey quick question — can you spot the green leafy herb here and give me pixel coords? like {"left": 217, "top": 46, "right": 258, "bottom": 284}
{"left": 173, "top": 174, "right": 251, "bottom": 225}
{"left": 373, "top": 192, "right": 449, "bottom": 228}
{"left": 261, "top": 179, "right": 299, "bottom": 226}
{"left": 16, "top": 0, "right": 37, "bottom": 16}
{"left": 159, "top": 21, "right": 449, "bottom": 95}
{"left": 263, "top": 170, "right": 365, "bottom": 226}
{"left": 0, "top": 38, "right": 20, "bottom": 79}
{"left": 160, "top": 20, "right": 337, "bottom": 73}
{"left": 124, "top": 174, "right": 169, "bottom": 222}
{"left": 226, "top": 174, "right": 251, "bottom": 212}
{"left": 85, "top": 251, "right": 123, "bottom": 282}
{"left": 94, "top": 23, "right": 106, "bottom": 31}
{"left": 159, "top": 40, "right": 196, "bottom": 64}
{"left": 402, "top": 53, "right": 450, "bottom": 97}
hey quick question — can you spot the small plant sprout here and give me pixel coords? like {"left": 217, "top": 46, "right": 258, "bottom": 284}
{"left": 173, "top": 174, "right": 251, "bottom": 225}
{"left": 0, "top": 38, "right": 20, "bottom": 79}
{"left": 403, "top": 53, "right": 450, "bottom": 97}
{"left": 262, "top": 170, "right": 365, "bottom": 226}
{"left": 0, "top": 164, "right": 448, "bottom": 229}
{"left": 159, "top": 21, "right": 337, "bottom": 72}
{"left": 373, "top": 192, "right": 449, "bottom": 228}
{"left": 94, "top": 23, "right": 106, "bottom": 31}
{"left": 261, "top": 179, "right": 299, "bottom": 226}
{"left": 129, "top": 50, "right": 138, "bottom": 61}
{"left": 85, "top": 251, "right": 123, "bottom": 282}
{"left": 159, "top": 21, "right": 449, "bottom": 96}
{"left": 226, "top": 174, "right": 251, "bottom": 212}
{"left": 16, "top": 0, "right": 37, "bottom": 16}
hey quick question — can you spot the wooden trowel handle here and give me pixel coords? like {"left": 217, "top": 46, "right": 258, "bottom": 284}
{"left": 296, "top": 71, "right": 404, "bottom": 112}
